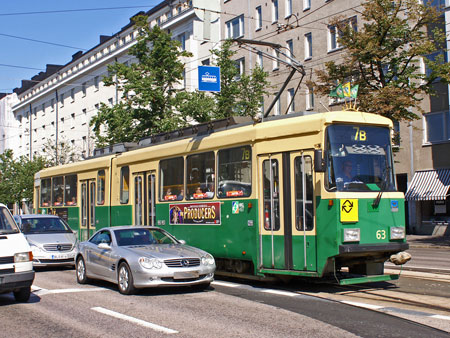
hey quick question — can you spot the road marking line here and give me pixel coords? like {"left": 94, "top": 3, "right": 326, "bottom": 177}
{"left": 431, "top": 315, "right": 450, "bottom": 321}
{"left": 91, "top": 307, "right": 178, "bottom": 334}
{"left": 212, "top": 281, "right": 240, "bottom": 288}
{"left": 341, "top": 301, "right": 384, "bottom": 310}
{"left": 32, "top": 285, "right": 105, "bottom": 296}
{"left": 260, "top": 289, "right": 298, "bottom": 297}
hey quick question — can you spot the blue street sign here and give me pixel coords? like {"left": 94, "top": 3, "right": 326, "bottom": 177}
{"left": 198, "top": 66, "right": 221, "bottom": 92}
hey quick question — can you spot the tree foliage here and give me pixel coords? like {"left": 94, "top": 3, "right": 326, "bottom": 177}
{"left": 0, "top": 149, "right": 47, "bottom": 205}
{"left": 211, "top": 40, "right": 270, "bottom": 119}
{"left": 91, "top": 15, "right": 193, "bottom": 147}
{"left": 41, "top": 138, "right": 81, "bottom": 165}
{"left": 312, "top": 0, "right": 450, "bottom": 121}
{"left": 90, "top": 17, "right": 270, "bottom": 147}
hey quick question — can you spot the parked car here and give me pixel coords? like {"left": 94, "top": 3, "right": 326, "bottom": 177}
{"left": 13, "top": 214, "right": 78, "bottom": 267}
{"left": 0, "top": 204, "right": 34, "bottom": 302}
{"left": 75, "top": 226, "right": 215, "bottom": 295}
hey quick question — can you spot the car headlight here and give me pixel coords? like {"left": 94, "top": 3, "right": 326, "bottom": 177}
{"left": 201, "top": 254, "right": 215, "bottom": 265}
{"left": 343, "top": 228, "right": 360, "bottom": 242}
{"left": 139, "top": 257, "right": 162, "bottom": 269}
{"left": 390, "top": 227, "right": 405, "bottom": 240}
{"left": 15, "top": 252, "right": 32, "bottom": 263}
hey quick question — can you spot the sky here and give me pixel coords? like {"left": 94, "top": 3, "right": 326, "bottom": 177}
{"left": 0, "top": 1, "right": 161, "bottom": 93}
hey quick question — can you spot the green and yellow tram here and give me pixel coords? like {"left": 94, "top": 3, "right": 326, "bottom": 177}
{"left": 34, "top": 111, "right": 409, "bottom": 284}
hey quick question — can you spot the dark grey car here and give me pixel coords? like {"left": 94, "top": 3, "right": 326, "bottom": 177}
{"left": 14, "top": 214, "right": 78, "bottom": 267}
{"left": 75, "top": 226, "right": 215, "bottom": 295}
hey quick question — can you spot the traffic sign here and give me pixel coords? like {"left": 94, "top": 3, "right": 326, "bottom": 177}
{"left": 198, "top": 66, "right": 221, "bottom": 92}
{"left": 340, "top": 199, "right": 358, "bottom": 222}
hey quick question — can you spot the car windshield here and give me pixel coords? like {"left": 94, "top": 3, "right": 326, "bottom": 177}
{"left": 20, "top": 217, "right": 72, "bottom": 234}
{"left": 114, "top": 228, "right": 179, "bottom": 246}
{"left": 0, "top": 207, "right": 20, "bottom": 234}
{"left": 325, "top": 125, "right": 396, "bottom": 192}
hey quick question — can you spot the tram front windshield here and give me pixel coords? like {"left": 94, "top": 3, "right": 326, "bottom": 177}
{"left": 326, "top": 125, "right": 396, "bottom": 192}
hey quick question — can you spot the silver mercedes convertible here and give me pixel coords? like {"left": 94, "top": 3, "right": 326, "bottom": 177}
{"left": 75, "top": 226, "right": 215, "bottom": 294}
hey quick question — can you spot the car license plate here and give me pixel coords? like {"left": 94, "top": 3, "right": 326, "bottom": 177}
{"left": 174, "top": 271, "right": 199, "bottom": 280}
{"left": 51, "top": 254, "right": 69, "bottom": 260}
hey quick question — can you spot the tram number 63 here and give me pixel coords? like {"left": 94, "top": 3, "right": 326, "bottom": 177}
{"left": 376, "top": 230, "right": 386, "bottom": 240}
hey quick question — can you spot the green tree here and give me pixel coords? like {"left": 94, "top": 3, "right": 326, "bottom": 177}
{"left": 312, "top": 0, "right": 450, "bottom": 121}
{"left": 91, "top": 15, "right": 192, "bottom": 147}
{"left": 0, "top": 149, "right": 47, "bottom": 205}
{"left": 41, "top": 138, "right": 81, "bottom": 165}
{"left": 211, "top": 40, "right": 270, "bottom": 119}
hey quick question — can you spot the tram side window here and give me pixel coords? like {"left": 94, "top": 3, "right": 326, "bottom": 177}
{"left": 262, "top": 159, "right": 280, "bottom": 231}
{"left": 120, "top": 166, "right": 130, "bottom": 204}
{"left": 160, "top": 157, "right": 184, "bottom": 201}
{"left": 187, "top": 152, "right": 215, "bottom": 200}
{"left": 294, "top": 156, "right": 314, "bottom": 231}
{"left": 97, "top": 170, "right": 105, "bottom": 205}
{"left": 217, "top": 146, "right": 252, "bottom": 198}
{"left": 52, "top": 176, "right": 64, "bottom": 206}
{"left": 41, "top": 178, "right": 51, "bottom": 207}
{"left": 64, "top": 174, "right": 77, "bottom": 206}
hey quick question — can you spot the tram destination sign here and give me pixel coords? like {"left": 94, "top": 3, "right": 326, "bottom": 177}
{"left": 169, "top": 202, "right": 221, "bottom": 225}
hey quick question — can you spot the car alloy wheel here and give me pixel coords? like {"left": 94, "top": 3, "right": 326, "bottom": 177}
{"left": 76, "top": 257, "right": 88, "bottom": 284}
{"left": 118, "top": 262, "right": 135, "bottom": 295}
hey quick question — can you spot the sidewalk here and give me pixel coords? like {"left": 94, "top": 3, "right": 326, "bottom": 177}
{"left": 407, "top": 234, "right": 450, "bottom": 250}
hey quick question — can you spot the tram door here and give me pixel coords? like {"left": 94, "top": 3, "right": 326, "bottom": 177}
{"left": 259, "top": 151, "right": 316, "bottom": 271}
{"left": 133, "top": 171, "right": 156, "bottom": 226}
{"left": 81, "top": 179, "right": 96, "bottom": 240}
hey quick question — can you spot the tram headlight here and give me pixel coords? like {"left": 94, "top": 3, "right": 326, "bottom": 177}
{"left": 390, "top": 227, "right": 405, "bottom": 240}
{"left": 343, "top": 228, "right": 360, "bottom": 242}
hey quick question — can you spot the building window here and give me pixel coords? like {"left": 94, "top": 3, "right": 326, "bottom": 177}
{"left": 108, "top": 98, "right": 113, "bottom": 106}
{"left": 286, "top": 39, "right": 293, "bottom": 63}
{"left": 226, "top": 15, "right": 244, "bottom": 38}
{"left": 82, "top": 108, "right": 87, "bottom": 125}
{"left": 41, "top": 103, "right": 45, "bottom": 114}
{"left": 306, "top": 87, "right": 314, "bottom": 110}
{"left": 71, "top": 113, "right": 75, "bottom": 129}
{"left": 274, "top": 94, "right": 280, "bottom": 115}
{"left": 71, "top": 88, "right": 75, "bottom": 102}
{"left": 177, "top": 33, "right": 186, "bottom": 51}
{"left": 424, "top": 111, "right": 450, "bottom": 143}
{"left": 257, "top": 52, "right": 263, "bottom": 68}
{"left": 304, "top": 0, "right": 311, "bottom": 11}
{"left": 256, "top": 6, "right": 262, "bottom": 31}
{"left": 60, "top": 93, "right": 65, "bottom": 107}
{"left": 273, "top": 49, "right": 280, "bottom": 70}
{"left": 287, "top": 88, "right": 295, "bottom": 113}
{"left": 201, "top": 58, "right": 210, "bottom": 66}
{"left": 235, "top": 58, "right": 245, "bottom": 79}
{"left": 94, "top": 76, "right": 99, "bottom": 91}
{"left": 272, "top": 0, "right": 279, "bottom": 23}
{"left": 285, "top": 0, "right": 292, "bottom": 17}
{"left": 51, "top": 98, "right": 55, "bottom": 112}
{"left": 82, "top": 82, "right": 87, "bottom": 97}
{"left": 304, "top": 33, "right": 312, "bottom": 60}
{"left": 328, "top": 17, "right": 357, "bottom": 52}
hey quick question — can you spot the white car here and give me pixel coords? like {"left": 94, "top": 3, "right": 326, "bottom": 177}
{"left": 14, "top": 214, "right": 78, "bottom": 267}
{"left": 0, "top": 204, "right": 34, "bottom": 302}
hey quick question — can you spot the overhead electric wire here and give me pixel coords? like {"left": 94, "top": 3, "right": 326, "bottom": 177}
{"left": 0, "top": 6, "right": 156, "bottom": 17}
{"left": 0, "top": 33, "right": 88, "bottom": 50}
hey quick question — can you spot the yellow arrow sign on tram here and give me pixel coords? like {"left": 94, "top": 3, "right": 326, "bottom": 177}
{"left": 340, "top": 199, "right": 358, "bottom": 223}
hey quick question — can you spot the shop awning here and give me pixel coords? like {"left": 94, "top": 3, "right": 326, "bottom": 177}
{"left": 405, "top": 169, "right": 450, "bottom": 201}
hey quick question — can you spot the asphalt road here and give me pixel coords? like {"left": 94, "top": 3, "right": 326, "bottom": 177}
{"left": 0, "top": 268, "right": 448, "bottom": 338}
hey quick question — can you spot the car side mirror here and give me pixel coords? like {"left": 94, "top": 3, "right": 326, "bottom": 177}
{"left": 98, "top": 242, "right": 111, "bottom": 250}
{"left": 314, "top": 149, "right": 326, "bottom": 172}
{"left": 178, "top": 239, "right": 186, "bottom": 245}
